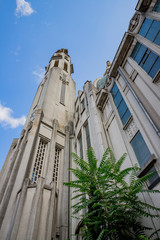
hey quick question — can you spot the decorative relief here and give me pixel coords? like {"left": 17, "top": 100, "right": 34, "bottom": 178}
{"left": 59, "top": 76, "right": 69, "bottom": 85}
{"left": 125, "top": 119, "right": 138, "bottom": 142}
{"left": 128, "top": 13, "right": 140, "bottom": 32}
{"left": 105, "top": 76, "right": 114, "bottom": 92}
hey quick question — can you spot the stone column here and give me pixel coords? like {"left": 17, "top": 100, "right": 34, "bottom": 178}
{"left": 45, "top": 119, "right": 58, "bottom": 184}
{"left": 59, "top": 126, "right": 70, "bottom": 240}
{"left": 25, "top": 178, "right": 44, "bottom": 240}
{"left": 0, "top": 109, "right": 42, "bottom": 230}
{"left": 45, "top": 182, "right": 56, "bottom": 240}
{"left": 0, "top": 129, "right": 26, "bottom": 204}
{"left": 6, "top": 178, "right": 29, "bottom": 240}
{"left": 86, "top": 82, "right": 106, "bottom": 162}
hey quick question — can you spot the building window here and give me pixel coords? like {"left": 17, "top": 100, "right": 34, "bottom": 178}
{"left": 111, "top": 83, "right": 131, "bottom": 126}
{"left": 54, "top": 60, "right": 59, "bottom": 67}
{"left": 81, "top": 99, "right": 85, "bottom": 112}
{"left": 64, "top": 62, "right": 68, "bottom": 72}
{"left": 85, "top": 123, "right": 91, "bottom": 150}
{"left": 53, "top": 147, "right": 61, "bottom": 184}
{"left": 79, "top": 134, "right": 83, "bottom": 159}
{"left": 130, "top": 131, "right": 151, "bottom": 167}
{"left": 60, "top": 82, "right": 66, "bottom": 105}
{"left": 138, "top": 18, "right": 160, "bottom": 46}
{"left": 153, "top": 0, "right": 160, "bottom": 12}
{"left": 31, "top": 139, "right": 47, "bottom": 184}
{"left": 131, "top": 42, "right": 160, "bottom": 78}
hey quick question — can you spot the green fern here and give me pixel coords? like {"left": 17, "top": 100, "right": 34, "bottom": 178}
{"left": 64, "top": 147, "right": 160, "bottom": 240}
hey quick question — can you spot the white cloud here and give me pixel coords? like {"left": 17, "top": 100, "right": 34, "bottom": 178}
{"left": 15, "top": 0, "right": 35, "bottom": 17}
{"left": 33, "top": 66, "right": 45, "bottom": 84}
{"left": 0, "top": 103, "right": 26, "bottom": 128}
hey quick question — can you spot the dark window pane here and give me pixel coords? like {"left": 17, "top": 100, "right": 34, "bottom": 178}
{"left": 149, "top": 56, "right": 160, "bottom": 78}
{"left": 154, "top": 31, "right": 160, "bottom": 45}
{"left": 134, "top": 45, "right": 147, "bottom": 64}
{"left": 114, "top": 91, "right": 122, "bottom": 108}
{"left": 139, "top": 18, "right": 153, "bottom": 37}
{"left": 79, "top": 135, "right": 83, "bottom": 159}
{"left": 118, "top": 99, "right": 128, "bottom": 118}
{"left": 146, "top": 20, "right": 160, "bottom": 43}
{"left": 111, "top": 83, "right": 118, "bottom": 98}
{"left": 143, "top": 51, "right": 158, "bottom": 73}
{"left": 153, "top": 0, "right": 160, "bottom": 13}
{"left": 131, "top": 131, "right": 151, "bottom": 167}
{"left": 131, "top": 42, "right": 142, "bottom": 59}
{"left": 121, "top": 109, "right": 131, "bottom": 125}
{"left": 85, "top": 123, "right": 91, "bottom": 150}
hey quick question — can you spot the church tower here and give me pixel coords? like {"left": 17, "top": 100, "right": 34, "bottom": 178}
{"left": 0, "top": 49, "right": 76, "bottom": 240}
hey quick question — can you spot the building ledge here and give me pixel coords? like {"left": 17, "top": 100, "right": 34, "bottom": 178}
{"left": 137, "top": 154, "right": 157, "bottom": 178}
{"left": 96, "top": 89, "right": 108, "bottom": 110}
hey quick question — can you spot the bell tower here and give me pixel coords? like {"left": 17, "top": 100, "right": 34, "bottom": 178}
{"left": 0, "top": 49, "right": 76, "bottom": 240}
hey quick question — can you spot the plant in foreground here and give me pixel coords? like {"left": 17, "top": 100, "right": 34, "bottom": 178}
{"left": 64, "top": 147, "right": 160, "bottom": 240}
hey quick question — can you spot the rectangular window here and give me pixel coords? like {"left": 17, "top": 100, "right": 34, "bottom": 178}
{"left": 81, "top": 99, "right": 85, "bottom": 112}
{"left": 131, "top": 42, "right": 160, "bottom": 78}
{"left": 130, "top": 131, "right": 151, "bottom": 167}
{"left": 79, "top": 134, "right": 83, "bottom": 159}
{"left": 85, "top": 123, "right": 91, "bottom": 150}
{"left": 153, "top": 0, "right": 160, "bottom": 12}
{"left": 54, "top": 60, "right": 59, "bottom": 67}
{"left": 138, "top": 18, "right": 160, "bottom": 46}
{"left": 111, "top": 83, "right": 131, "bottom": 126}
{"left": 53, "top": 147, "right": 61, "bottom": 184}
{"left": 60, "top": 82, "right": 66, "bottom": 105}
{"left": 64, "top": 62, "right": 68, "bottom": 72}
{"left": 31, "top": 139, "right": 47, "bottom": 184}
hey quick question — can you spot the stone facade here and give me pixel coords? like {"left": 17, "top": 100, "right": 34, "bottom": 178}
{"left": 0, "top": 0, "right": 160, "bottom": 239}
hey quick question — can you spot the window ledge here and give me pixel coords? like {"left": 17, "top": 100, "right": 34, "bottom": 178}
{"left": 123, "top": 115, "right": 133, "bottom": 130}
{"left": 137, "top": 154, "right": 157, "bottom": 178}
{"left": 81, "top": 108, "right": 85, "bottom": 115}
{"left": 153, "top": 69, "right": 160, "bottom": 83}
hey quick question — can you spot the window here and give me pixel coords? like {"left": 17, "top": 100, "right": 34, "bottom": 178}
{"left": 147, "top": 166, "right": 160, "bottom": 189}
{"left": 54, "top": 60, "right": 59, "bottom": 67}
{"left": 64, "top": 62, "right": 68, "bottom": 72}
{"left": 81, "top": 99, "right": 85, "bottom": 112}
{"left": 153, "top": 0, "right": 160, "bottom": 12}
{"left": 131, "top": 42, "right": 160, "bottom": 78}
{"left": 130, "top": 131, "right": 151, "bottom": 167}
{"left": 31, "top": 139, "right": 47, "bottom": 184}
{"left": 138, "top": 18, "right": 160, "bottom": 46}
{"left": 53, "top": 147, "right": 61, "bottom": 184}
{"left": 85, "top": 123, "right": 91, "bottom": 150}
{"left": 79, "top": 134, "right": 83, "bottom": 159}
{"left": 60, "top": 82, "right": 66, "bottom": 105}
{"left": 111, "top": 83, "right": 131, "bottom": 126}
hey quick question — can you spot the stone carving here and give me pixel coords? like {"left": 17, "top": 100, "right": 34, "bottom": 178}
{"left": 59, "top": 76, "right": 69, "bottom": 85}
{"left": 125, "top": 119, "right": 138, "bottom": 142}
{"left": 128, "top": 13, "right": 140, "bottom": 32}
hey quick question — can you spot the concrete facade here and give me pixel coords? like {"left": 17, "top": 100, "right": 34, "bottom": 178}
{"left": 0, "top": 0, "right": 160, "bottom": 239}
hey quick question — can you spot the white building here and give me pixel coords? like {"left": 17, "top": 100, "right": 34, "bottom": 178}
{"left": 0, "top": 0, "right": 160, "bottom": 239}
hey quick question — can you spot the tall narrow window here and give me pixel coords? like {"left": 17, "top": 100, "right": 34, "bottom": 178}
{"left": 131, "top": 42, "right": 160, "bottom": 78}
{"left": 79, "top": 134, "right": 83, "bottom": 159}
{"left": 54, "top": 60, "right": 59, "bottom": 67}
{"left": 53, "top": 147, "right": 61, "bottom": 184}
{"left": 81, "top": 99, "right": 85, "bottom": 112}
{"left": 85, "top": 123, "right": 91, "bottom": 150}
{"left": 64, "top": 62, "right": 68, "bottom": 72}
{"left": 31, "top": 139, "right": 47, "bottom": 184}
{"left": 111, "top": 83, "right": 131, "bottom": 126}
{"left": 60, "top": 82, "right": 66, "bottom": 105}
{"left": 130, "top": 131, "right": 151, "bottom": 167}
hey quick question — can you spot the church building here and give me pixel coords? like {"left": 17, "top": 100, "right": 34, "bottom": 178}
{"left": 0, "top": 0, "right": 160, "bottom": 239}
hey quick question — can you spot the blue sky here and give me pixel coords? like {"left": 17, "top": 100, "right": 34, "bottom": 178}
{"left": 0, "top": 0, "right": 138, "bottom": 169}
